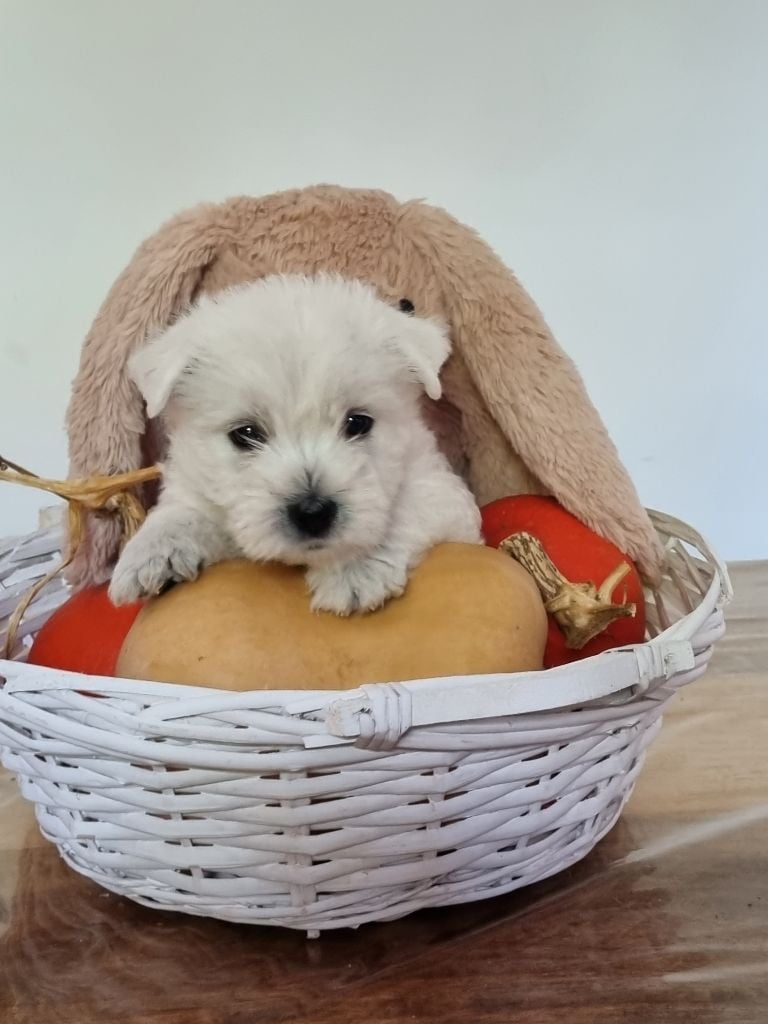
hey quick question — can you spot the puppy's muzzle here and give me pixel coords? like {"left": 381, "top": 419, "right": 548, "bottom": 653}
{"left": 287, "top": 494, "right": 338, "bottom": 539}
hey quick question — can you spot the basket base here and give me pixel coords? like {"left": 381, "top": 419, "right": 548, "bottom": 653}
{"left": 48, "top": 784, "right": 636, "bottom": 933}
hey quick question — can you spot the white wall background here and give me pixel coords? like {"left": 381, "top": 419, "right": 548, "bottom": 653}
{"left": 1, "top": 0, "right": 766, "bottom": 559}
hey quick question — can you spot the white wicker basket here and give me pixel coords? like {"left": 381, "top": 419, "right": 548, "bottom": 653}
{"left": 0, "top": 511, "right": 731, "bottom": 933}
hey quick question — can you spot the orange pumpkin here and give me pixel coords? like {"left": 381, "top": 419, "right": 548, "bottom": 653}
{"left": 481, "top": 495, "right": 646, "bottom": 667}
{"left": 28, "top": 585, "right": 144, "bottom": 677}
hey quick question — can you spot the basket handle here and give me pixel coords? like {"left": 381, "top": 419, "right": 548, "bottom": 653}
{"left": 300, "top": 639, "right": 695, "bottom": 750}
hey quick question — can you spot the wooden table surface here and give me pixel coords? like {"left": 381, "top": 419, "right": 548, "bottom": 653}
{"left": 1, "top": 563, "right": 765, "bottom": 1024}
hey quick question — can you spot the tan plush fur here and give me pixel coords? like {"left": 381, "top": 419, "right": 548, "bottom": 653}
{"left": 66, "top": 185, "right": 662, "bottom": 587}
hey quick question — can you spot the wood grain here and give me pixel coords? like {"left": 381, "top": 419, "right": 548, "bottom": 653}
{"left": 0, "top": 562, "right": 766, "bottom": 1024}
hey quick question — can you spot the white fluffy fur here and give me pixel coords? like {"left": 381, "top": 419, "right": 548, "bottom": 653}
{"left": 109, "top": 275, "right": 481, "bottom": 614}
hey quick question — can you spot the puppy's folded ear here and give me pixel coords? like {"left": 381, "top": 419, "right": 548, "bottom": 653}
{"left": 128, "top": 318, "right": 194, "bottom": 419}
{"left": 390, "top": 314, "right": 450, "bottom": 400}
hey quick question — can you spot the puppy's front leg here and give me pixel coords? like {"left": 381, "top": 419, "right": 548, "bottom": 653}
{"left": 108, "top": 500, "right": 234, "bottom": 606}
{"left": 307, "top": 549, "right": 410, "bottom": 616}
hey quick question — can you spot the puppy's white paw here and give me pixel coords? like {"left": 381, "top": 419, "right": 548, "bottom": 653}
{"left": 307, "top": 556, "right": 408, "bottom": 615}
{"left": 108, "top": 532, "right": 205, "bottom": 606}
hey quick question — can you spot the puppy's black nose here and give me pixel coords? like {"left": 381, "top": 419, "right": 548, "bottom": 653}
{"left": 287, "top": 495, "right": 338, "bottom": 538}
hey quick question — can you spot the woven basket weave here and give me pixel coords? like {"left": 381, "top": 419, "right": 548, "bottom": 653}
{"left": 0, "top": 511, "right": 731, "bottom": 933}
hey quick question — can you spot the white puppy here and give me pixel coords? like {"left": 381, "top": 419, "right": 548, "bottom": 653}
{"left": 109, "top": 275, "right": 481, "bottom": 615}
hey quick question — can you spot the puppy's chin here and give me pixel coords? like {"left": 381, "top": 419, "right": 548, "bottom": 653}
{"left": 230, "top": 521, "right": 386, "bottom": 569}
{"left": 277, "top": 540, "right": 356, "bottom": 569}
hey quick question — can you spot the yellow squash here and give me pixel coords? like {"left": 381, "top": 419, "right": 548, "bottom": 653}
{"left": 116, "top": 543, "right": 547, "bottom": 690}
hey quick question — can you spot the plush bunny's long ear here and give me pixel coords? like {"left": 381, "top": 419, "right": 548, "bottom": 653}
{"left": 401, "top": 202, "right": 663, "bottom": 581}
{"left": 65, "top": 200, "right": 254, "bottom": 587}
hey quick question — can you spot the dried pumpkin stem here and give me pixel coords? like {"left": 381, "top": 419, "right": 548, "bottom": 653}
{"left": 499, "top": 531, "right": 636, "bottom": 651}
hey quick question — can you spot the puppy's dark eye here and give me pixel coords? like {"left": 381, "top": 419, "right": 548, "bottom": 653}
{"left": 228, "top": 424, "right": 267, "bottom": 450}
{"left": 344, "top": 413, "right": 374, "bottom": 439}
